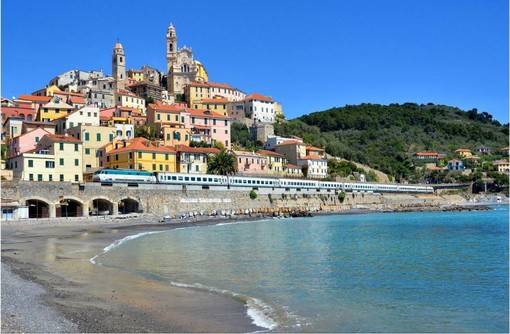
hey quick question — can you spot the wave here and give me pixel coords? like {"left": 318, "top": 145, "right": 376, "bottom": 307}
{"left": 170, "top": 281, "right": 277, "bottom": 330}
{"left": 89, "top": 231, "right": 164, "bottom": 265}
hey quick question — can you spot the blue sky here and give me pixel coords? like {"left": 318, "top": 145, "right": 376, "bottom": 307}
{"left": 2, "top": 0, "right": 508, "bottom": 123}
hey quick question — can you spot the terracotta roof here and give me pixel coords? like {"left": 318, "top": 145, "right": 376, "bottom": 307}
{"left": 494, "top": 160, "right": 510, "bottom": 165}
{"left": 53, "top": 91, "right": 85, "bottom": 98}
{"left": 300, "top": 154, "right": 325, "bottom": 160}
{"left": 501, "top": 147, "right": 509, "bottom": 151}
{"left": 18, "top": 95, "right": 52, "bottom": 102}
{"left": 1, "top": 106, "right": 36, "bottom": 118}
{"left": 200, "top": 98, "right": 228, "bottom": 103}
{"left": 243, "top": 93, "right": 272, "bottom": 102}
{"left": 455, "top": 148, "right": 471, "bottom": 152}
{"left": 257, "top": 149, "right": 284, "bottom": 157}
{"left": 186, "top": 108, "right": 228, "bottom": 118}
{"left": 70, "top": 97, "right": 86, "bottom": 103}
{"left": 148, "top": 103, "right": 182, "bottom": 112}
{"left": 414, "top": 152, "right": 438, "bottom": 156}
{"left": 286, "top": 163, "right": 300, "bottom": 169}
{"left": 191, "top": 125, "right": 210, "bottom": 130}
{"left": 306, "top": 145, "right": 324, "bottom": 151}
{"left": 107, "top": 137, "right": 175, "bottom": 155}
{"left": 175, "top": 145, "right": 220, "bottom": 154}
{"left": 275, "top": 140, "right": 303, "bottom": 147}
{"left": 427, "top": 166, "right": 444, "bottom": 171}
{"left": 116, "top": 89, "right": 142, "bottom": 98}
{"left": 43, "top": 133, "right": 81, "bottom": 143}
{"left": 448, "top": 159, "right": 461, "bottom": 163}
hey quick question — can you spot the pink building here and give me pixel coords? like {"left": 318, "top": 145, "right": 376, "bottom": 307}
{"left": 186, "top": 108, "right": 231, "bottom": 149}
{"left": 8, "top": 128, "right": 52, "bottom": 157}
{"left": 233, "top": 150, "right": 266, "bottom": 175}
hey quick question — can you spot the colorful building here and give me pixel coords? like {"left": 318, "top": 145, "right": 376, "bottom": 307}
{"left": 493, "top": 160, "right": 510, "bottom": 174}
{"left": 257, "top": 149, "right": 286, "bottom": 175}
{"left": 233, "top": 150, "right": 267, "bottom": 175}
{"left": 455, "top": 148, "right": 472, "bottom": 158}
{"left": 447, "top": 159, "right": 464, "bottom": 171}
{"left": 104, "top": 137, "right": 177, "bottom": 172}
{"left": 175, "top": 145, "right": 220, "bottom": 174}
{"left": 8, "top": 134, "right": 83, "bottom": 182}
{"left": 37, "top": 95, "right": 75, "bottom": 122}
{"left": 298, "top": 154, "right": 328, "bottom": 179}
{"left": 275, "top": 140, "right": 307, "bottom": 165}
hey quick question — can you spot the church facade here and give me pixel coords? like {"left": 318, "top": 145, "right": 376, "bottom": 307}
{"left": 166, "top": 23, "right": 208, "bottom": 97}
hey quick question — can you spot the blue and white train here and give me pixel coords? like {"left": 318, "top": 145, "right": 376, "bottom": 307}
{"left": 92, "top": 168, "right": 434, "bottom": 194}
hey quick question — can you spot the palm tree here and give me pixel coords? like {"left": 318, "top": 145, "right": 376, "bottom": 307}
{"left": 207, "top": 149, "right": 238, "bottom": 175}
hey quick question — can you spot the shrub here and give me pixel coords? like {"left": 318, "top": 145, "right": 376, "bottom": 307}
{"left": 249, "top": 190, "right": 257, "bottom": 200}
{"left": 338, "top": 191, "right": 346, "bottom": 203}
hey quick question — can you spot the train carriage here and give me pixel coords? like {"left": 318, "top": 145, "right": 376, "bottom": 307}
{"left": 92, "top": 169, "right": 156, "bottom": 183}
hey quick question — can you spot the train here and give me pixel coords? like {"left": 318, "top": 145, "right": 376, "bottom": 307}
{"left": 92, "top": 168, "right": 434, "bottom": 194}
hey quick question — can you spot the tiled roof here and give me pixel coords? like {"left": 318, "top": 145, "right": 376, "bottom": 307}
{"left": 286, "top": 163, "right": 300, "bottom": 169}
{"left": 107, "top": 137, "right": 175, "bottom": 155}
{"left": 455, "top": 148, "right": 471, "bottom": 152}
{"left": 448, "top": 159, "right": 461, "bottom": 163}
{"left": 494, "top": 160, "right": 510, "bottom": 165}
{"left": 275, "top": 140, "right": 302, "bottom": 146}
{"left": 70, "top": 97, "right": 86, "bottom": 103}
{"left": 175, "top": 145, "right": 220, "bottom": 154}
{"left": 186, "top": 108, "right": 228, "bottom": 118}
{"left": 43, "top": 134, "right": 81, "bottom": 143}
{"left": 53, "top": 91, "right": 85, "bottom": 98}
{"left": 306, "top": 145, "right": 324, "bottom": 151}
{"left": 243, "top": 93, "right": 272, "bottom": 102}
{"left": 18, "top": 95, "right": 52, "bottom": 102}
{"left": 148, "top": 103, "right": 182, "bottom": 112}
{"left": 1, "top": 107, "right": 36, "bottom": 118}
{"left": 501, "top": 147, "right": 509, "bottom": 151}
{"left": 257, "top": 149, "right": 285, "bottom": 157}
{"left": 300, "top": 154, "right": 325, "bottom": 160}
{"left": 414, "top": 152, "right": 438, "bottom": 156}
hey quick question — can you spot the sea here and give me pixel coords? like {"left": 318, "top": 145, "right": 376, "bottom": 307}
{"left": 91, "top": 206, "right": 509, "bottom": 333}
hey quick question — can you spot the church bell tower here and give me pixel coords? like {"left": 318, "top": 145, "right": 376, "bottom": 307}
{"left": 166, "top": 23, "right": 177, "bottom": 73}
{"left": 112, "top": 40, "right": 126, "bottom": 90}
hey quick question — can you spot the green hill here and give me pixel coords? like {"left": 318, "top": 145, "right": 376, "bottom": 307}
{"left": 274, "top": 103, "right": 509, "bottom": 181}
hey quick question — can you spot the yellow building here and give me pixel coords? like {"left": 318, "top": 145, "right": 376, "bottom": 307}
{"left": 258, "top": 149, "right": 287, "bottom": 175}
{"left": 494, "top": 160, "right": 510, "bottom": 174}
{"left": 105, "top": 137, "right": 177, "bottom": 172}
{"left": 37, "top": 96, "right": 75, "bottom": 122}
{"left": 146, "top": 102, "right": 191, "bottom": 147}
{"left": 114, "top": 89, "right": 146, "bottom": 113}
{"left": 175, "top": 145, "right": 219, "bottom": 173}
{"left": 8, "top": 134, "right": 83, "bottom": 182}
{"left": 274, "top": 140, "right": 307, "bottom": 165}
{"left": 455, "top": 148, "right": 472, "bottom": 158}
{"left": 127, "top": 69, "right": 144, "bottom": 82}
{"left": 184, "top": 81, "right": 246, "bottom": 109}
{"left": 67, "top": 125, "right": 118, "bottom": 172}
{"left": 32, "top": 84, "right": 61, "bottom": 97}
{"left": 192, "top": 96, "right": 228, "bottom": 116}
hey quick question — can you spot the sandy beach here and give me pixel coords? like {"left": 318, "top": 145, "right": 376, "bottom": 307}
{"left": 1, "top": 215, "right": 268, "bottom": 333}
{"left": 1, "top": 199, "right": 506, "bottom": 333}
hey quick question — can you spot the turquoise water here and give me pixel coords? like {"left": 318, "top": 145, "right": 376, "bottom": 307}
{"left": 93, "top": 206, "right": 509, "bottom": 332}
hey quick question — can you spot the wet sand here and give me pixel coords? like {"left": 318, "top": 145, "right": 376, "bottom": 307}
{"left": 1, "top": 216, "right": 267, "bottom": 333}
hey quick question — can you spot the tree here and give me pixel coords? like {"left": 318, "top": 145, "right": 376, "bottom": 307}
{"left": 249, "top": 190, "right": 257, "bottom": 199}
{"left": 301, "top": 164, "right": 309, "bottom": 178}
{"left": 134, "top": 125, "right": 157, "bottom": 140}
{"left": 207, "top": 149, "right": 238, "bottom": 175}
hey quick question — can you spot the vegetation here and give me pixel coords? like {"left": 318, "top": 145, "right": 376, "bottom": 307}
{"left": 231, "top": 123, "right": 257, "bottom": 151}
{"left": 134, "top": 125, "right": 157, "bottom": 140}
{"left": 301, "top": 164, "right": 309, "bottom": 178}
{"left": 274, "top": 103, "right": 508, "bottom": 181}
{"left": 249, "top": 189, "right": 257, "bottom": 199}
{"left": 338, "top": 191, "right": 346, "bottom": 203}
{"left": 207, "top": 149, "right": 238, "bottom": 175}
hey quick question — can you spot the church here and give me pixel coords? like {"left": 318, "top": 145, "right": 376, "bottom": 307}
{"left": 166, "top": 23, "right": 208, "bottom": 98}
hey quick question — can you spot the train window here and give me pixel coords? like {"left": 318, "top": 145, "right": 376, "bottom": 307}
{"left": 185, "top": 177, "right": 189, "bottom": 181}
{"left": 243, "top": 180, "right": 247, "bottom": 184}
{"left": 178, "top": 176, "right": 183, "bottom": 181}
{"left": 214, "top": 178, "right": 218, "bottom": 182}
{"left": 256, "top": 180, "right": 260, "bottom": 184}
{"left": 191, "top": 177, "right": 196, "bottom": 181}
{"left": 197, "top": 177, "right": 201, "bottom": 181}
{"left": 172, "top": 176, "right": 177, "bottom": 180}
{"left": 208, "top": 178, "right": 212, "bottom": 182}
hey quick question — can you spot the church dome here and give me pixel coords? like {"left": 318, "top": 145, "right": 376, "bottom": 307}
{"left": 114, "top": 41, "right": 124, "bottom": 50}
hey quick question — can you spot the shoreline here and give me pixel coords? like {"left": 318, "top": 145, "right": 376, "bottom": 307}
{"left": 1, "top": 201, "right": 508, "bottom": 333}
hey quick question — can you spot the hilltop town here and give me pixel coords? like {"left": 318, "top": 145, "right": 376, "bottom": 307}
{"left": 1, "top": 23, "right": 509, "bottom": 200}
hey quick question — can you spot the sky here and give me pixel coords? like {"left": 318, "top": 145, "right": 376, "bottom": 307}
{"left": 2, "top": 0, "right": 509, "bottom": 123}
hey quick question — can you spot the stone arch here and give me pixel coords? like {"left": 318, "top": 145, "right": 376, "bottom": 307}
{"left": 56, "top": 196, "right": 84, "bottom": 218}
{"left": 118, "top": 197, "right": 141, "bottom": 214}
{"left": 24, "top": 197, "right": 51, "bottom": 219}
{"left": 89, "top": 196, "right": 114, "bottom": 216}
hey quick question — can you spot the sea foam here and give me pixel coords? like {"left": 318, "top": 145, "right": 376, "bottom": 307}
{"left": 170, "top": 281, "right": 277, "bottom": 330}
{"left": 89, "top": 231, "right": 164, "bottom": 265}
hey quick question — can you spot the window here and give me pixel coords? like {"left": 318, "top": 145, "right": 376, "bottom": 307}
{"left": 152, "top": 153, "right": 156, "bottom": 159}
{"left": 85, "top": 148, "right": 90, "bottom": 155}
{"left": 109, "top": 134, "right": 114, "bottom": 141}
{"left": 175, "top": 115, "right": 178, "bottom": 122}
{"left": 59, "top": 158, "right": 64, "bottom": 166}
{"left": 75, "top": 175, "right": 79, "bottom": 181}
{"left": 35, "top": 136, "right": 40, "bottom": 143}
{"left": 165, "top": 154, "right": 169, "bottom": 161}
{"left": 38, "top": 174, "right": 43, "bottom": 181}
{"left": 213, "top": 119, "right": 216, "bottom": 125}
{"left": 115, "top": 154, "right": 119, "bottom": 161}
{"left": 159, "top": 164, "right": 163, "bottom": 171}
{"left": 28, "top": 160, "right": 33, "bottom": 167}
{"left": 60, "top": 174, "right": 64, "bottom": 181}
{"left": 96, "top": 133, "right": 101, "bottom": 141}
{"left": 152, "top": 164, "right": 156, "bottom": 170}
{"left": 85, "top": 133, "right": 90, "bottom": 141}
{"left": 74, "top": 144, "right": 78, "bottom": 151}
{"left": 138, "top": 152, "right": 142, "bottom": 158}
{"left": 191, "top": 117, "right": 195, "bottom": 124}
{"left": 29, "top": 174, "right": 34, "bottom": 181}
{"left": 46, "top": 161, "right": 55, "bottom": 168}
{"left": 75, "top": 159, "right": 79, "bottom": 166}
{"left": 157, "top": 114, "right": 161, "bottom": 120}
{"left": 195, "top": 165, "right": 199, "bottom": 172}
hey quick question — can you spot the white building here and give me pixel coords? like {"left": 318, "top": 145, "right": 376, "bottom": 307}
{"left": 228, "top": 93, "right": 280, "bottom": 124}
{"left": 297, "top": 154, "right": 328, "bottom": 179}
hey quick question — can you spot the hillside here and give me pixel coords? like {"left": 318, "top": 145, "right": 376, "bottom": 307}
{"left": 274, "top": 103, "right": 509, "bottom": 181}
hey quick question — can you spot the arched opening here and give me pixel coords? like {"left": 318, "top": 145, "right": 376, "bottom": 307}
{"left": 56, "top": 199, "right": 83, "bottom": 218}
{"left": 118, "top": 198, "right": 140, "bottom": 214}
{"left": 26, "top": 199, "right": 50, "bottom": 219}
{"left": 90, "top": 198, "right": 114, "bottom": 216}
